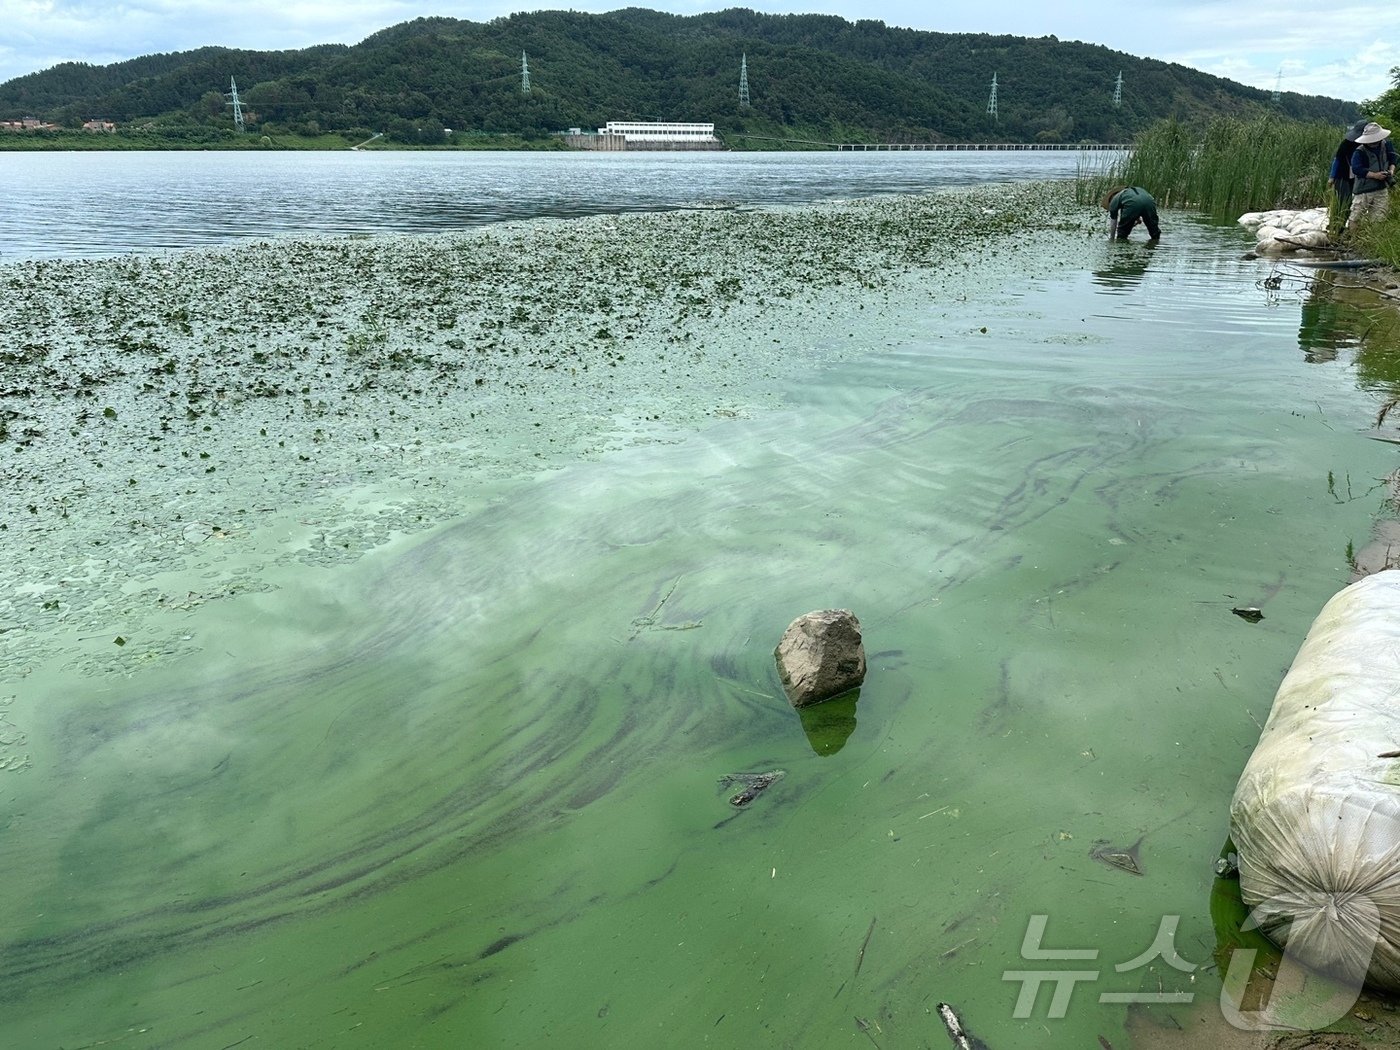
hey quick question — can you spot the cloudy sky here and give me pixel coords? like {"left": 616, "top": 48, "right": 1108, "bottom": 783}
{"left": 3, "top": 1, "right": 1397, "bottom": 104}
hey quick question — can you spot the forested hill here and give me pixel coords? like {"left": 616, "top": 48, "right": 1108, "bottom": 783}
{"left": 0, "top": 8, "right": 1357, "bottom": 145}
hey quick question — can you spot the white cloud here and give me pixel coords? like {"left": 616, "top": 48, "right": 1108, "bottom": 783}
{"left": 1163, "top": 2, "right": 1400, "bottom": 98}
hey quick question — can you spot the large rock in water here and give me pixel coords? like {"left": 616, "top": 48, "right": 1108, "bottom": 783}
{"left": 774, "top": 609, "right": 866, "bottom": 708}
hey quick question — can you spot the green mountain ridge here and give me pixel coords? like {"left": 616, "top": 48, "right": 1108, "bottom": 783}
{"left": 0, "top": 8, "right": 1358, "bottom": 145}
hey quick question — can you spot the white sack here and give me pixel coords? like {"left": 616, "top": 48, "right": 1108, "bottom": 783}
{"left": 1286, "top": 230, "right": 1330, "bottom": 248}
{"left": 1291, "top": 207, "right": 1325, "bottom": 225}
{"left": 1240, "top": 208, "right": 1329, "bottom": 238}
{"left": 1230, "top": 569, "right": 1400, "bottom": 991}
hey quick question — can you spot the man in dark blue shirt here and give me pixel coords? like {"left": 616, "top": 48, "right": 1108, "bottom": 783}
{"left": 1329, "top": 119, "right": 1369, "bottom": 231}
{"left": 1349, "top": 121, "right": 1396, "bottom": 228}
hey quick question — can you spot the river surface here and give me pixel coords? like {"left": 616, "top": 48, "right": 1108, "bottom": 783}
{"left": 1, "top": 155, "right": 1398, "bottom": 1049}
{"left": 2, "top": 148, "right": 1096, "bottom": 259}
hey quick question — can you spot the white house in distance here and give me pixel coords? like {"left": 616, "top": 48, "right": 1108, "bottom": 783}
{"left": 562, "top": 120, "right": 722, "bottom": 151}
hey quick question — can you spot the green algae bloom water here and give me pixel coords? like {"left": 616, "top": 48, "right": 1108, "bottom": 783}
{"left": 0, "top": 207, "right": 1396, "bottom": 1049}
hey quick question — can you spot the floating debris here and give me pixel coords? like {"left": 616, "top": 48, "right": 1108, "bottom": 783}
{"left": 718, "top": 770, "right": 784, "bottom": 807}
{"left": 1231, "top": 607, "right": 1264, "bottom": 623}
{"left": 853, "top": 915, "right": 876, "bottom": 978}
{"left": 854, "top": 1015, "right": 882, "bottom": 1048}
{"left": 1090, "top": 836, "right": 1145, "bottom": 876}
{"left": 937, "top": 1002, "right": 989, "bottom": 1049}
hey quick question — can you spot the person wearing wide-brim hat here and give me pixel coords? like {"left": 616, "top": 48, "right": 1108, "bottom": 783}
{"left": 1348, "top": 121, "right": 1397, "bottom": 229}
{"left": 1329, "top": 119, "right": 1370, "bottom": 231}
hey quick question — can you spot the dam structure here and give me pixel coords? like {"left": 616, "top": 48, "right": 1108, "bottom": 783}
{"left": 562, "top": 121, "right": 724, "bottom": 151}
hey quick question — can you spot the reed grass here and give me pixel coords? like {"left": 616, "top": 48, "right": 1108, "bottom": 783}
{"left": 1076, "top": 116, "right": 1339, "bottom": 217}
{"left": 1346, "top": 205, "right": 1400, "bottom": 267}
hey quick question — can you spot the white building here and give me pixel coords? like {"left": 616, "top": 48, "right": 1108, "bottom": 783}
{"left": 598, "top": 121, "right": 718, "bottom": 144}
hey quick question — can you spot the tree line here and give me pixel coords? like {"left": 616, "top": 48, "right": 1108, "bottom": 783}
{"left": 0, "top": 9, "right": 1360, "bottom": 147}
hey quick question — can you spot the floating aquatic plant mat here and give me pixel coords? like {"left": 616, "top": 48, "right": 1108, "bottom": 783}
{"left": 0, "top": 183, "right": 1086, "bottom": 675}
{"left": 0, "top": 201, "right": 1394, "bottom": 1048}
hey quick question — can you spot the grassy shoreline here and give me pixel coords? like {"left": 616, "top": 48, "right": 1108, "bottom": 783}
{"left": 1077, "top": 114, "right": 1400, "bottom": 269}
{"left": 1076, "top": 116, "right": 1338, "bottom": 217}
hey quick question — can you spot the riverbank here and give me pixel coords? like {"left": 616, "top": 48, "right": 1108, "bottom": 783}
{"left": 0, "top": 130, "right": 570, "bottom": 151}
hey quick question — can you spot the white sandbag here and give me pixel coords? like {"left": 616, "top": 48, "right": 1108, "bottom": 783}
{"left": 1285, "top": 229, "right": 1330, "bottom": 248}
{"left": 1256, "top": 224, "right": 1289, "bottom": 243}
{"left": 1230, "top": 570, "right": 1400, "bottom": 992}
{"left": 1254, "top": 238, "right": 1288, "bottom": 254}
{"left": 1243, "top": 207, "right": 1327, "bottom": 232}
{"left": 1271, "top": 229, "right": 1329, "bottom": 250}
{"left": 1240, "top": 209, "right": 1289, "bottom": 229}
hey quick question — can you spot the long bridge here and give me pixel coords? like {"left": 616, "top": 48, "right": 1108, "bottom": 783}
{"left": 834, "top": 141, "right": 1129, "bottom": 152}
{"left": 728, "top": 135, "right": 1129, "bottom": 152}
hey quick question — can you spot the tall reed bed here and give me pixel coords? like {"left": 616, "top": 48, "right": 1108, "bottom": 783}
{"left": 1076, "top": 116, "right": 1339, "bottom": 217}
{"left": 1346, "top": 207, "right": 1400, "bottom": 266}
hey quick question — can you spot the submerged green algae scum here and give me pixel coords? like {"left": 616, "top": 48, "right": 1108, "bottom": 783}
{"left": 1, "top": 185, "right": 1397, "bottom": 1048}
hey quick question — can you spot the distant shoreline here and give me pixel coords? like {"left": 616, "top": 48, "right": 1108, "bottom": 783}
{"left": 0, "top": 131, "right": 1129, "bottom": 154}
{"left": 0, "top": 132, "right": 571, "bottom": 152}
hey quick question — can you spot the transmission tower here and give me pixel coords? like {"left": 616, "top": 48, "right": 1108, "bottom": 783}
{"left": 521, "top": 52, "right": 531, "bottom": 94}
{"left": 739, "top": 53, "right": 751, "bottom": 108}
{"left": 1272, "top": 67, "right": 1282, "bottom": 103}
{"left": 226, "top": 76, "right": 244, "bottom": 133}
{"left": 1113, "top": 71, "right": 1122, "bottom": 107}
{"left": 986, "top": 72, "right": 998, "bottom": 121}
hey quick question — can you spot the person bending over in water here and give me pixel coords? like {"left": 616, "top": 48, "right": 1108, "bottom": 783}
{"left": 1102, "top": 185, "right": 1161, "bottom": 240}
